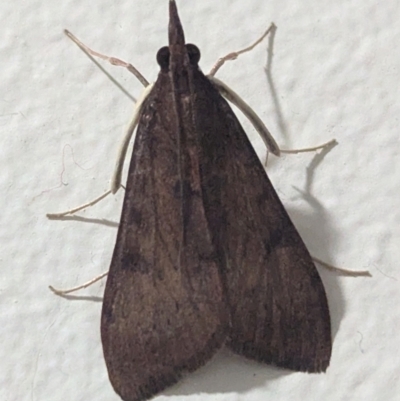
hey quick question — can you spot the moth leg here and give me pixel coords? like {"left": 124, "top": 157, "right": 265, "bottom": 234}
{"left": 110, "top": 84, "right": 154, "bottom": 193}
{"left": 280, "top": 139, "right": 337, "bottom": 155}
{"left": 209, "top": 76, "right": 337, "bottom": 162}
{"left": 209, "top": 76, "right": 280, "bottom": 156}
{"left": 49, "top": 271, "right": 108, "bottom": 295}
{"left": 208, "top": 23, "right": 276, "bottom": 76}
{"left": 207, "top": 26, "right": 336, "bottom": 161}
{"left": 46, "top": 84, "right": 154, "bottom": 219}
{"left": 46, "top": 190, "right": 112, "bottom": 218}
{"left": 64, "top": 30, "right": 149, "bottom": 87}
{"left": 47, "top": 32, "right": 154, "bottom": 218}
{"left": 313, "top": 256, "right": 371, "bottom": 277}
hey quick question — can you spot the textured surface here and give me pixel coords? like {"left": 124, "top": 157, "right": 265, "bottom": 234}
{"left": 1, "top": 0, "right": 399, "bottom": 400}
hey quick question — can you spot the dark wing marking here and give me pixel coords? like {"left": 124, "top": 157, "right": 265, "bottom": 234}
{"left": 101, "top": 74, "right": 226, "bottom": 401}
{"left": 192, "top": 71, "right": 331, "bottom": 372}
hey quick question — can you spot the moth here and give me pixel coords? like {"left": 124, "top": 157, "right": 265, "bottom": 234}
{"left": 98, "top": 1, "right": 331, "bottom": 401}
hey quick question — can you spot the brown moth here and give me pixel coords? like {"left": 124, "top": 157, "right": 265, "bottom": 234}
{"left": 100, "top": 1, "right": 331, "bottom": 400}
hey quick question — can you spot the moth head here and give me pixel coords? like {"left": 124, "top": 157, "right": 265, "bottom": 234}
{"left": 157, "top": 0, "right": 201, "bottom": 72}
{"left": 156, "top": 44, "right": 201, "bottom": 71}
{"left": 169, "top": 0, "right": 184, "bottom": 46}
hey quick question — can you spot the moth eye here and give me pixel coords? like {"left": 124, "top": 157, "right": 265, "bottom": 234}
{"left": 156, "top": 46, "right": 170, "bottom": 70}
{"left": 186, "top": 44, "right": 200, "bottom": 65}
